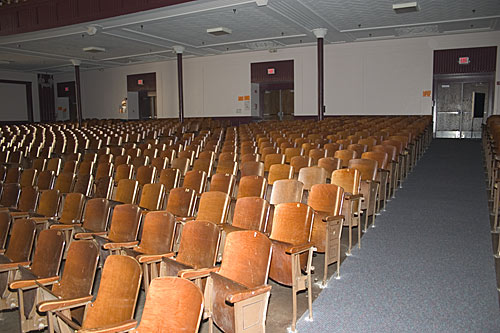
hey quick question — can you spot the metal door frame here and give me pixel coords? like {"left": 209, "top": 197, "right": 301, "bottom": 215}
{"left": 432, "top": 72, "right": 495, "bottom": 138}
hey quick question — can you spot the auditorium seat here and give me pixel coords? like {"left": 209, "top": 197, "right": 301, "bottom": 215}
{"left": 38, "top": 255, "right": 141, "bottom": 333}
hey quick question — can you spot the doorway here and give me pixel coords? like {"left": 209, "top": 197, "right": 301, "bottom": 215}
{"left": 262, "top": 83, "right": 294, "bottom": 120}
{"left": 432, "top": 46, "right": 497, "bottom": 139}
{"left": 251, "top": 60, "right": 294, "bottom": 120}
{"left": 433, "top": 74, "right": 494, "bottom": 138}
{"left": 126, "top": 73, "right": 157, "bottom": 120}
{"left": 56, "top": 81, "right": 77, "bottom": 122}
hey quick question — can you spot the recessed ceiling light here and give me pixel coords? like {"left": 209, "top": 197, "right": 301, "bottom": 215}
{"left": 207, "top": 27, "right": 232, "bottom": 36}
{"left": 392, "top": 2, "right": 419, "bottom": 13}
{"left": 83, "top": 46, "right": 106, "bottom": 53}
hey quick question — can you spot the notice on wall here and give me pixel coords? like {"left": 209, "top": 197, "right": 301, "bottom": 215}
{"left": 237, "top": 95, "right": 251, "bottom": 114}
{"left": 422, "top": 90, "right": 431, "bottom": 97}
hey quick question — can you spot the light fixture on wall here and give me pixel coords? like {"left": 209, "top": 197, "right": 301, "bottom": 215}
{"left": 392, "top": 2, "right": 419, "bottom": 13}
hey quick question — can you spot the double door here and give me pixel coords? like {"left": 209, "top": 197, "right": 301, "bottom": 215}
{"left": 434, "top": 75, "right": 494, "bottom": 139}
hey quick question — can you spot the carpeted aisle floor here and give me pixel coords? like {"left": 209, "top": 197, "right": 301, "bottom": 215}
{"left": 297, "top": 139, "right": 500, "bottom": 332}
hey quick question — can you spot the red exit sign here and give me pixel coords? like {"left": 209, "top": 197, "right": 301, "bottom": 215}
{"left": 137, "top": 79, "right": 144, "bottom": 85}
{"left": 267, "top": 68, "right": 275, "bottom": 75}
{"left": 458, "top": 57, "right": 470, "bottom": 65}
{"left": 64, "top": 87, "right": 69, "bottom": 92}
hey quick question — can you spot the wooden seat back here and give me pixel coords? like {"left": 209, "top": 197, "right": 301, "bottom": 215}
{"left": 270, "top": 179, "right": 304, "bottom": 205}
{"left": 138, "top": 211, "right": 176, "bottom": 254}
{"left": 348, "top": 158, "right": 378, "bottom": 181}
{"left": 95, "top": 162, "right": 114, "bottom": 180}
{"left": 30, "top": 229, "right": 65, "bottom": 279}
{"left": 298, "top": 166, "right": 328, "bottom": 191}
{"left": 134, "top": 277, "right": 203, "bottom": 332}
{"left": 59, "top": 193, "right": 85, "bottom": 224}
{"left": 331, "top": 168, "right": 361, "bottom": 195}
{"left": 334, "top": 149, "right": 357, "bottom": 168}
{"left": 362, "top": 151, "right": 389, "bottom": 170}
{"left": 183, "top": 170, "right": 207, "bottom": 195}
{"left": 159, "top": 168, "right": 181, "bottom": 193}
{"left": 0, "top": 183, "right": 20, "bottom": 208}
{"left": 318, "top": 157, "right": 341, "bottom": 176}
{"left": 166, "top": 187, "right": 197, "bottom": 217}
{"left": 240, "top": 161, "right": 264, "bottom": 177}
{"left": 176, "top": 220, "right": 220, "bottom": 269}
{"left": 270, "top": 202, "right": 313, "bottom": 246}
{"left": 54, "top": 172, "right": 75, "bottom": 193}
{"left": 237, "top": 176, "right": 267, "bottom": 199}
{"left": 5, "top": 219, "right": 36, "bottom": 262}
{"left": 107, "top": 204, "right": 142, "bottom": 243}
{"left": 268, "top": 164, "right": 294, "bottom": 185}
{"left": 209, "top": 173, "right": 235, "bottom": 197}
{"left": 81, "top": 255, "right": 141, "bottom": 330}
{"left": 17, "top": 186, "right": 39, "bottom": 212}
{"left": 82, "top": 198, "right": 111, "bottom": 232}
{"left": 94, "top": 176, "right": 113, "bottom": 200}
{"left": 216, "top": 159, "right": 238, "bottom": 176}
{"left": 19, "top": 169, "right": 38, "bottom": 188}
{"left": 5, "top": 166, "right": 21, "bottom": 184}
{"left": 219, "top": 230, "right": 272, "bottom": 287}
{"left": 139, "top": 183, "right": 165, "bottom": 211}
{"left": 171, "top": 157, "right": 190, "bottom": 176}
{"left": 290, "top": 156, "right": 311, "bottom": 175}
{"left": 74, "top": 174, "right": 93, "bottom": 197}
{"left": 115, "top": 179, "right": 139, "bottom": 204}
{"left": 232, "top": 197, "right": 270, "bottom": 232}
{"left": 136, "top": 165, "right": 156, "bottom": 186}
{"left": 115, "top": 164, "right": 134, "bottom": 183}
{"left": 196, "top": 191, "right": 230, "bottom": 225}
{"left": 37, "top": 170, "right": 55, "bottom": 190}
{"left": 36, "top": 189, "right": 60, "bottom": 217}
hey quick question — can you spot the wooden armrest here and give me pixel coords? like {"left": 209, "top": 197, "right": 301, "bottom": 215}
{"left": 137, "top": 252, "right": 175, "bottom": 263}
{"left": 345, "top": 194, "right": 363, "bottom": 200}
{"left": 226, "top": 285, "right": 272, "bottom": 304}
{"left": 31, "top": 216, "right": 53, "bottom": 222}
{"left": 178, "top": 267, "right": 219, "bottom": 279}
{"left": 38, "top": 295, "right": 93, "bottom": 313}
{"left": 74, "top": 231, "right": 107, "bottom": 240}
{"left": 10, "top": 275, "right": 59, "bottom": 290}
{"left": 102, "top": 241, "right": 138, "bottom": 250}
{"left": 78, "top": 319, "right": 138, "bottom": 333}
{"left": 50, "top": 223, "right": 82, "bottom": 230}
{"left": 286, "top": 242, "right": 315, "bottom": 255}
{"left": 0, "top": 261, "right": 30, "bottom": 272}
{"left": 322, "top": 215, "right": 344, "bottom": 225}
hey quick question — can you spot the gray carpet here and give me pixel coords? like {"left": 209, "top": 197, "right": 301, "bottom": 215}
{"left": 297, "top": 139, "right": 500, "bottom": 332}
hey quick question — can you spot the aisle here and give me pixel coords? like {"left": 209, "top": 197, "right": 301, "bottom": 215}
{"left": 297, "top": 139, "right": 500, "bottom": 332}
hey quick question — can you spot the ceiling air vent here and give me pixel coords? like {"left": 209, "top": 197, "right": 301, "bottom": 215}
{"left": 83, "top": 46, "right": 106, "bottom": 53}
{"left": 392, "top": 2, "right": 419, "bottom": 14}
{"left": 207, "top": 27, "right": 232, "bottom": 36}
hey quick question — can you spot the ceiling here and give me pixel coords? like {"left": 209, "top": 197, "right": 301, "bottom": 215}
{"left": 0, "top": 0, "right": 499, "bottom": 74}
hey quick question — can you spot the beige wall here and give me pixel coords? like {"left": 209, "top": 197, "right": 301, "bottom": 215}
{"left": 0, "top": 70, "right": 40, "bottom": 122}
{"left": 52, "top": 30, "right": 500, "bottom": 120}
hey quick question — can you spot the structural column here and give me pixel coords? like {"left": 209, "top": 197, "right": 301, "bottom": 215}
{"left": 71, "top": 59, "right": 83, "bottom": 127}
{"left": 313, "top": 28, "right": 327, "bottom": 121}
{"left": 174, "top": 46, "right": 185, "bottom": 123}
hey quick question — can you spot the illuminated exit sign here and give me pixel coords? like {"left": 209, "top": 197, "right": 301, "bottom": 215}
{"left": 267, "top": 68, "right": 275, "bottom": 75}
{"left": 137, "top": 79, "right": 144, "bottom": 85}
{"left": 458, "top": 57, "right": 470, "bottom": 65}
